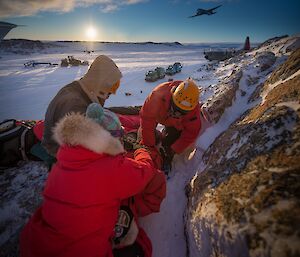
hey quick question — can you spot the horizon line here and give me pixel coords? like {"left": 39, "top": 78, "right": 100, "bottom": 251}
{"left": 2, "top": 38, "right": 262, "bottom": 45}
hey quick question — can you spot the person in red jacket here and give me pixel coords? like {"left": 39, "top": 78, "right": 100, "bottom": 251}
{"left": 139, "top": 78, "right": 202, "bottom": 170}
{"left": 20, "top": 104, "right": 161, "bottom": 257}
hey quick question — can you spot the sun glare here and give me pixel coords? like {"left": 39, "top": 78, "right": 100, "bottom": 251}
{"left": 86, "top": 26, "right": 97, "bottom": 40}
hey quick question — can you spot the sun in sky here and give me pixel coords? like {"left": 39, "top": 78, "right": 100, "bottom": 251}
{"left": 85, "top": 26, "right": 97, "bottom": 41}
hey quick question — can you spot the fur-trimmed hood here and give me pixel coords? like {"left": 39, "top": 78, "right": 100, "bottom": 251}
{"left": 53, "top": 113, "right": 124, "bottom": 156}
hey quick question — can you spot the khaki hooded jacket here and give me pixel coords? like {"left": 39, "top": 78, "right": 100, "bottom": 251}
{"left": 42, "top": 55, "right": 122, "bottom": 156}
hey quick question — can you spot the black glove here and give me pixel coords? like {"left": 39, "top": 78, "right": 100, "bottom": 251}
{"left": 158, "top": 145, "right": 174, "bottom": 175}
{"left": 160, "top": 145, "right": 175, "bottom": 163}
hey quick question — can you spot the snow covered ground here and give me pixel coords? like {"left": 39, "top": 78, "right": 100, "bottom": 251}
{"left": 2, "top": 37, "right": 297, "bottom": 257}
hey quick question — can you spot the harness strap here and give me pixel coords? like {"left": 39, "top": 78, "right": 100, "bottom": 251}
{"left": 20, "top": 127, "right": 29, "bottom": 161}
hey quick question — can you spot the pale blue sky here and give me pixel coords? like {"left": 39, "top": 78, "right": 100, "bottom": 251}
{"left": 1, "top": 0, "right": 299, "bottom": 43}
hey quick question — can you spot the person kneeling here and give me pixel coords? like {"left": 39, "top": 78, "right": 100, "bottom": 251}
{"left": 20, "top": 105, "right": 158, "bottom": 257}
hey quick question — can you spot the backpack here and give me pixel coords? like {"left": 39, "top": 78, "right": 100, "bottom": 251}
{"left": 0, "top": 119, "right": 38, "bottom": 168}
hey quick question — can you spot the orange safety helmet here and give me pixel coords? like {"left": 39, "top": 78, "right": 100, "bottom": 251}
{"left": 172, "top": 79, "right": 200, "bottom": 111}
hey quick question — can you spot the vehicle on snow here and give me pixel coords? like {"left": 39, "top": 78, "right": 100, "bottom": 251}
{"left": 165, "top": 62, "right": 182, "bottom": 76}
{"left": 61, "top": 56, "right": 89, "bottom": 67}
{"left": 145, "top": 70, "right": 159, "bottom": 82}
{"left": 173, "top": 62, "right": 183, "bottom": 72}
{"left": 24, "top": 60, "right": 59, "bottom": 67}
{"left": 165, "top": 65, "right": 176, "bottom": 76}
{"left": 145, "top": 67, "right": 165, "bottom": 82}
{"left": 154, "top": 67, "right": 166, "bottom": 79}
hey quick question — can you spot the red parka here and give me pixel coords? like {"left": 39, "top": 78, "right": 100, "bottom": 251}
{"left": 140, "top": 81, "right": 201, "bottom": 154}
{"left": 20, "top": 113, "right": 158, "bottom": 257}
{"left": 33, "top": 116, "right": 166, "bottom": 217}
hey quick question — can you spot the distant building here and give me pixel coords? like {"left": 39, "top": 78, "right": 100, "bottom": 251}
{"left": 243, "top": 36, "right": 250, "bottom": 51}
{"left": 0, "top": 21, "right": 17, "bottom": 41}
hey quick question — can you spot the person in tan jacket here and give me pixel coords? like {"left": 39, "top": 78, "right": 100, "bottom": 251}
{"left": 42, "top": 55, "right": 122, "bottom": 157}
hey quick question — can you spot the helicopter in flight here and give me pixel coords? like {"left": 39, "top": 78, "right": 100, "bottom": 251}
{"left": 188, "top": 5, "right": 222, "bottom": 18}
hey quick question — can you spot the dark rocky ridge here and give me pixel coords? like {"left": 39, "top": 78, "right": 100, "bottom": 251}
{"left": 186, "top": 43, "right": 300, "bottom": 257}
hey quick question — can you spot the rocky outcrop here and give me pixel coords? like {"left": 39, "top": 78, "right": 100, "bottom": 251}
{"left": 286, "top": 37, "right": 300, "bottom": 53}
{"left": 257, "top": 35, "right": 288, "bottom": 49}
{"left": 202, "top": 42, "right": 294, "bottom": 125}
{"left": 248, "top": 48, "right": 300, "bottom": 104}
{"left": 266, "top": 48, "right": 300, "bottom": 84}
{"left": 255, "top": 51, "right": 276, "bottom": 72}
{"left": 204, "top": 70, "right": 243, "bottom": 123}
{"left": 186, "top": 47, "right": 300, "bottom": 257}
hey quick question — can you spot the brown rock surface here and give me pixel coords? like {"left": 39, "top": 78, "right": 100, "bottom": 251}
{"left": 186, "top": 49, "right": 300, "bottom": 257}
{"left": 204, "top": 70, "right": 243, "bottom": 123}
{"left": 266, "top": 48, "right": 300, "bottom": 84}
{"left": 255, "top": 51, "right": 276, "bottom": 72}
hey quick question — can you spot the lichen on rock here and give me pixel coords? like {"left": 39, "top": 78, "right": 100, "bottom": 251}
{"left": 186, "top": 43, "right": 300, "bottom": 257}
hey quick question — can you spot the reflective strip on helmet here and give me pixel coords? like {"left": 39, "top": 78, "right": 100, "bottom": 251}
{"left": 180, "top": 100, "right": 192, "bottom": 108}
